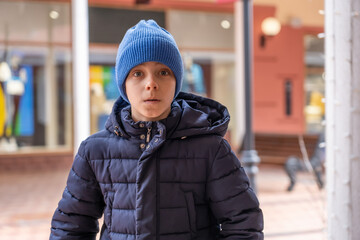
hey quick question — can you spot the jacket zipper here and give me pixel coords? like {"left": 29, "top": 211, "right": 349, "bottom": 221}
{"left": 146, "top": 127, "right": 152, "bottom": 143}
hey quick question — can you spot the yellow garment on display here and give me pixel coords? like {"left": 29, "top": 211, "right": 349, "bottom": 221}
{"left": 89, "top": 65, "right": 107, "bottom": 134}
{"left": 0, "top": 86, "right": 6, "bottom": 136}
{"left": 309, "top": 91, "right": 325, "bottom": 115}
{"left": 90, "top": 66, "right": 103, "bottom": 85}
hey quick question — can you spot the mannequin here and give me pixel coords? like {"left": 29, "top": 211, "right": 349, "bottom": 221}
{"left": 0, "top": 54, "right": 26, "bottom": 151}
{"left": 0, "top": 60, "right": 12, "bottom": 151}
{"left": 181, "top": 54, "right": 206, "bottom": 96}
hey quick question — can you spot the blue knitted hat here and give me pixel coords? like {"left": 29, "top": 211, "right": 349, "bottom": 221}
{"left": 115, "top": 19, "right": 183, "bottom": 102}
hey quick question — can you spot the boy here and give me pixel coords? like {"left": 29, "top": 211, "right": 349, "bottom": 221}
{"left": 50, "top": 19, "right": 263, "bottom": 240}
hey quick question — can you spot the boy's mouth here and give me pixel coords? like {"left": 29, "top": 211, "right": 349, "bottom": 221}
{"left": 144, "top": 99, "right": 160, "bottom": 102}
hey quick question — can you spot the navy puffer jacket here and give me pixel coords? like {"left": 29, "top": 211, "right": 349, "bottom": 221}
{"left": 50, "top": 92, "right": 264, "bottom": 240}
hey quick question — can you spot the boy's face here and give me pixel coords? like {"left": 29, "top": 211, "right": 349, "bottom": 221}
{"left": 125, "top": 61, "right": 176, "bottom": 122}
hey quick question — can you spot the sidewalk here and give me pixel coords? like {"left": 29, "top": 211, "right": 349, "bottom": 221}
{"left": 0, "top": 164, "right": 326, "bottom": 240}
{"left": 258, "top": 164, "right": 326, "bottom": 240}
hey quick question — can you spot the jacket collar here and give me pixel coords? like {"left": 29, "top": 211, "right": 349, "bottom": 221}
{"left": 105, "top": 97, "right": 182, "bottom": 139}
{"left": 105, "top": 92, "right": 230, "bottom": 140}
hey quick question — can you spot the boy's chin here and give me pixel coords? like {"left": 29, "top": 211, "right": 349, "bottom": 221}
{"left": 140, "top": 111, "right": 170, "bottom": 122}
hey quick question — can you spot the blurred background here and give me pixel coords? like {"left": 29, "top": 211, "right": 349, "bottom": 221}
{"left": 0, "top": 0, "right": 326, "bottom": 239}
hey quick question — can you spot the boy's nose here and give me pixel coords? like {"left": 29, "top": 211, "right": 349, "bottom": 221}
{"left": 145, "top": 75, "right": 158, "bottom": 90}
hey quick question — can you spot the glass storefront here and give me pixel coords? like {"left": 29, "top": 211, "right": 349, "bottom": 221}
{"left": 304, "top": 34, "right": 325, "bottom": 134}
{"left": 0, "top": 1, "right": 72, "bottom": 152}
{"left": 0, "top": 1, "right": 325, "bottom": 154}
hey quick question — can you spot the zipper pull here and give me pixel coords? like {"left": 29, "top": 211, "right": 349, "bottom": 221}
{"left": 146, "top": 127, "right": 152, "bottom": 143}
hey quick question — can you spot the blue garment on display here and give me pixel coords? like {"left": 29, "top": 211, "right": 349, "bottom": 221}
{"left": 104, "top": 67, "right": 119, "bottom": 100}
{"left": 181, "top": 63, "right": 206, "bottom": 94}
{"left": 18, "top": 66, "right": 34, "bottom": 136}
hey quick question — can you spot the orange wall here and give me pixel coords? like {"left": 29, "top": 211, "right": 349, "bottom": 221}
{"left": 253, "top": 5, "right": 316, "bottom": 134}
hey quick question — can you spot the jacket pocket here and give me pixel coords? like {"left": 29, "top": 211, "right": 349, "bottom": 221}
{"left": 104, "top": 191, "right": 115, "bottom": 232}
{"left": 184, "top": 192, "right": 197, "bottom": 239}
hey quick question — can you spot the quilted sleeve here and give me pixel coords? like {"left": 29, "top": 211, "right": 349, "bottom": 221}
{"left": 50, "top": 141, "right": 105, "bottom": 240}
{"left": 206, "top": 139, "right": 264, "bottom": 239}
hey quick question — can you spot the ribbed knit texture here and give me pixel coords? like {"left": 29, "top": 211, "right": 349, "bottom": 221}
{"left": 115, "top": 19, "right": 183, "bottom": 102}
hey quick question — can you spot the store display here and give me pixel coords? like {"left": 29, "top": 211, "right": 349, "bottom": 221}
{"left": 0, "top": 53, "right": 34, "bottom": 151}
{"left": 181, "top": 55, "right": 206, "bottom": 96}
{"left": 89, "top": 65, "right": 119, "bottom": 133}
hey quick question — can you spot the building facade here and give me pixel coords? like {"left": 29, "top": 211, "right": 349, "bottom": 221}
{"left": 0, "top": 0, "right": 324, "bottom": 167}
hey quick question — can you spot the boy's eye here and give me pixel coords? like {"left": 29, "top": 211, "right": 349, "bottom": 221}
{"left": 160, "top": 70, "right": 170, "bottom": 76}
{"left": 133, "top": 71, "right": 143, "bottom": 77}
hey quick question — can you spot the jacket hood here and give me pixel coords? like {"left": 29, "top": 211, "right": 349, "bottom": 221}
{"left": 105, "top": 92, "right": 230, "bottom": 139}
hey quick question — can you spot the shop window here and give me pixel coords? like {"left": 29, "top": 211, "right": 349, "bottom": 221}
{"left": 89, "top": 64, "right": 119, "bottom": 134}
{"left": 304, "top": 34, "right": 325, "bottom": 134}
{"left": 0, "top": 1, "right": 72, "bottom": 152}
